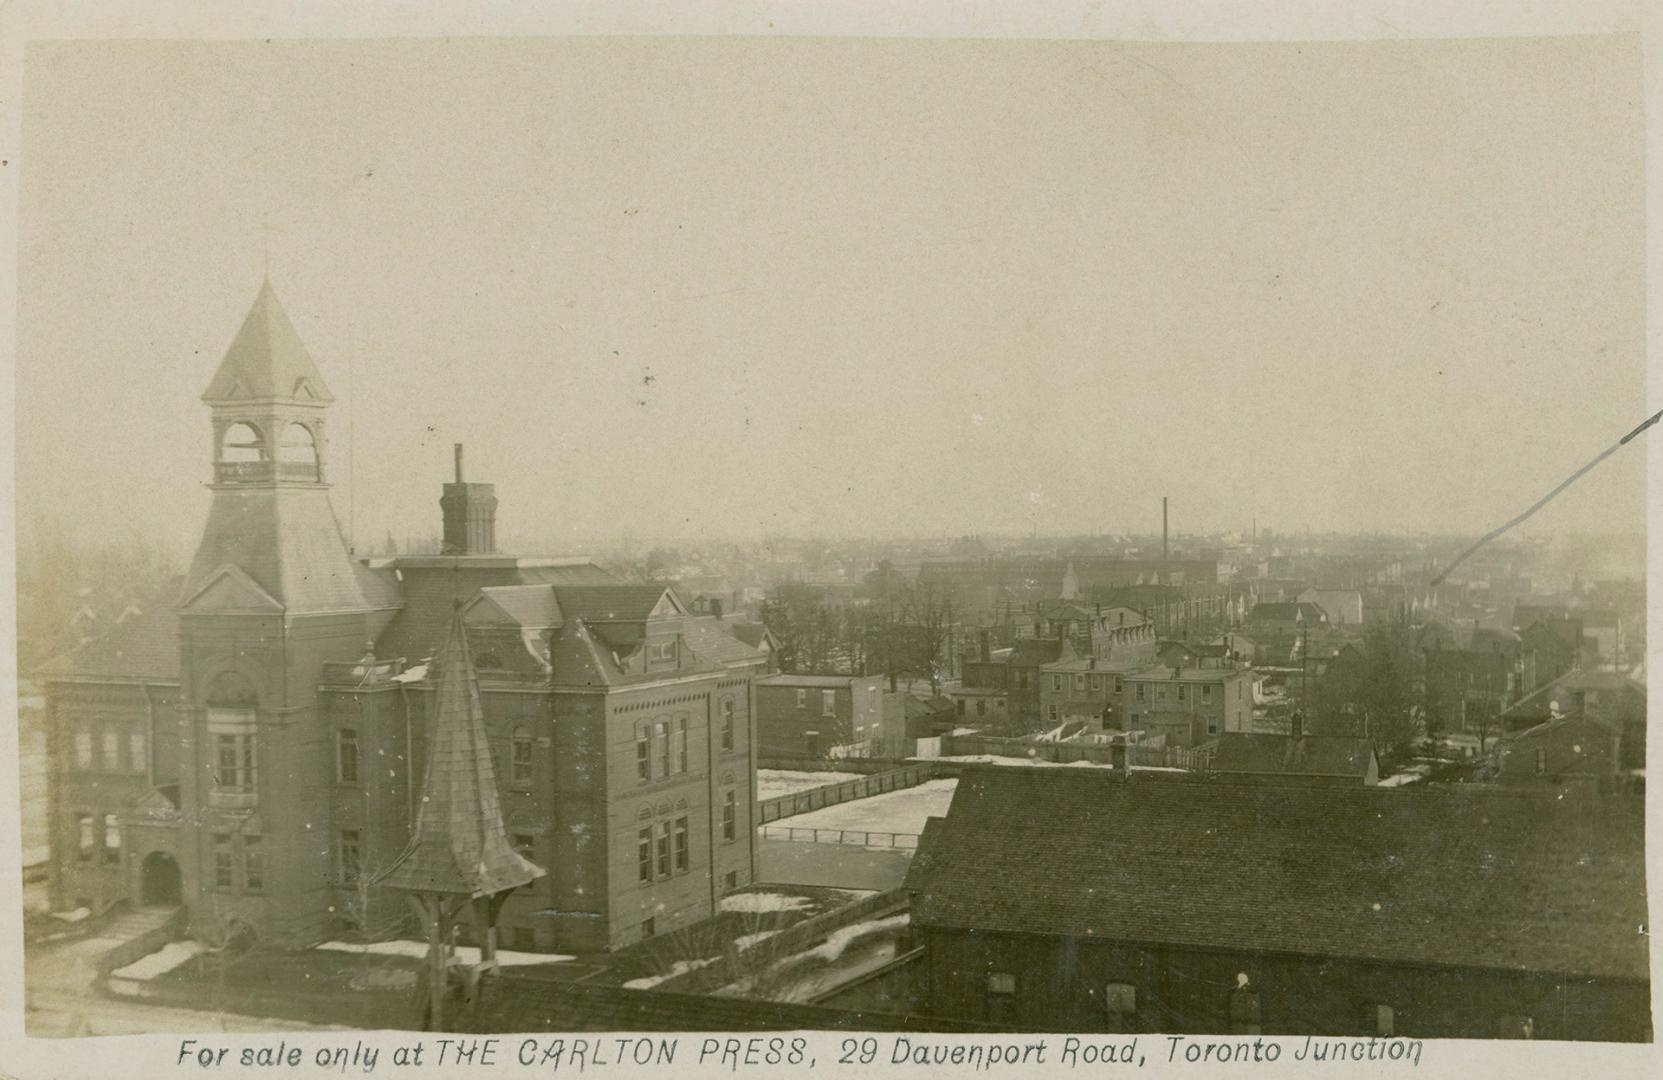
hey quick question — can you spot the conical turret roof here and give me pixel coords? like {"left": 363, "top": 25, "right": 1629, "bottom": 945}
{"left": 202, "top": 280, "right": 335, "bottom": 404}
{"left": 380, "top": 604, "right": 546, "bottom": 898}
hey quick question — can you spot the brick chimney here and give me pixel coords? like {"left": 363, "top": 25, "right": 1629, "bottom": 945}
{"left": 440, "top": 443, "right": 498, "bottom": 555}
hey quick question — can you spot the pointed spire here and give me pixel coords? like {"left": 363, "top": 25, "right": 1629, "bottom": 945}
{"left": 202, "top": 281, "right": 336, "bottom": 405}
{"left": 380, "top": 604, "right": 545, "bottom": 898}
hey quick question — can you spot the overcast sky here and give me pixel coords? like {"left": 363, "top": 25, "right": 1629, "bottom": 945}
{"left": 16, "top": 34, "right": 1646, "bottom": 554}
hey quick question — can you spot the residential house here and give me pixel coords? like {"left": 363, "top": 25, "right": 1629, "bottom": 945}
{"left": 753, "top": 673, "right": 885, "bottom": 759}
{"left": 1297, "top": 589, "right": 1363, "bottom": 627}
{"left": 1492, "top": 714, "right": 1622, "bottom": 787}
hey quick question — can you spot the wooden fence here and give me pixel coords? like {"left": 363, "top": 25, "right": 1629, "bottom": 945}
{"left": 757, "top": 763, "right": 940, "bottom": 824}
{"left": 758, "top": 826, "right": 920, "bottom": 849}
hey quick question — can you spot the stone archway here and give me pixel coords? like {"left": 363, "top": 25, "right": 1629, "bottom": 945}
{"left": 140, "top": 851, "right": 182, "bottom": 906}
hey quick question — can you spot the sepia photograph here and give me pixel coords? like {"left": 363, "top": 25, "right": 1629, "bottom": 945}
{"left": 2, "top": 1, "right": 1657, "bottom": 1074}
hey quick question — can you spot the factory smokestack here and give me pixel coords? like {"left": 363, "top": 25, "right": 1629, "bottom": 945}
{"left": 1163, "top": 496, "right": 1169, "bottom": 559}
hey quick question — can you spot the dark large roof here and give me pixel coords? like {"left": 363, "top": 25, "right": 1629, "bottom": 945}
{"left": 378, "top": 608, "right": 545, "bottom": 898}
{"left": 1210, "top": 733, "right": 1376, "bottom": 780}
{"left": 34, "top": 606, "right": 181, "bottom": 683}
{"left": 372, "top": 561, "right": 616, "bottom": 664}
{"left": 912, "top": 770, "right": 1647, "bottom": 980}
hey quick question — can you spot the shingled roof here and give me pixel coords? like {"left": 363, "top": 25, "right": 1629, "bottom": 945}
{"left": 34, "top": 605, "right": 181, "bottom": 683}
{"left": 201, "top": 280, "right": 334, "bottom": 404}
{"left": 912, "top": 770, "right": 1647, "bottom": 981}
{"left": 378, "top": 606, "right": 545, "bottom": 898}
{"left": 1210, "top": 733, "right": 1377, "bottom": 781}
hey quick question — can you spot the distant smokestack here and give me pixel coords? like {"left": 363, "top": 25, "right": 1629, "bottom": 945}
{"left": 1163, "top": 497, "right": 1169, "bottom": 559}
{"left": 454, "top": 442, "right": 464, "bottom": 483}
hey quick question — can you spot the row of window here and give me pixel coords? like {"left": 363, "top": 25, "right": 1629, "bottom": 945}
{"left": 633, "top": 699, "right": 739, "bottom": 785}
{"left": 73, "top": 813, "right": 121, "bottom": 864}
{"left": 794, "top": 689, "right": 838, "bottom": 717}
{"left": 1132, "top": 682, "right": 1214, "bottom": 703}
{"left": 637, "top": 817, "right": 691, "bottom": 882}
{"left": 71, "top": 730, "right": 148, "bottom": 775}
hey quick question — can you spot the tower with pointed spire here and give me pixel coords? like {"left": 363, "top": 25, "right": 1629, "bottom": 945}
{"left": 173, "top": 282, "right": 395, "bottom": 945}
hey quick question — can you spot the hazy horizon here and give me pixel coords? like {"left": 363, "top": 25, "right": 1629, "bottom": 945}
{"left": 18, "top": 35, "right": 1646, "bottom": 551}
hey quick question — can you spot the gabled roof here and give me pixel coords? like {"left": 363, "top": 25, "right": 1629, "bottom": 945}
{"left": 678, "top": 617, "right": 768, "bottom": 669}
{"left": 552, "top": 584, "right": 676, "bottom": 623}
{"left": 202, "top": 281, "right": 335, "bottom": 404}
{"left": 34, "top": 604, "right": 181, "bottom": 683}
{"left": 180, "top": 564, "right": 285, "bottom": 612}
{"left": 469, "top": 585, "right": 564, "bottom": 629}
{"left": 913, "top": 770, "right": 1647, "bottom": 980}
{"left": 1009, "top": 639, "right": 1065, "bottom": 666}
{"left": 378, "top": 607, "right": 545, "bottom": 898}
{"left": 1210, "top": 733, "right": 1377, "bottom": 779}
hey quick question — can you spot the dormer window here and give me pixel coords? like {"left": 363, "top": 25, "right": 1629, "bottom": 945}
{"left": 647, "top": 640, "right": 676, "bottom": 666}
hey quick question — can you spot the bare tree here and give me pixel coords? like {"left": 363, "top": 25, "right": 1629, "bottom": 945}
{"left": 899, "top": 580, "right": 959, "bottom": 696}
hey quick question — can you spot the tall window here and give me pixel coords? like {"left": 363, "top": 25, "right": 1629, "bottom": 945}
{"left": 722, "top": 789, "right": 737, "bottom": 842}
{"left": 74, "top": 732, "right": 93, "bottom": 771}
{"left": 655, "top": 720, "right": 671, "bottom": 778}
{"left": 673, "top": 817, "right": 689, "bottom": 873}
{"left": 216, "top": 733, "right": 255, "bottom": 792}
{"left": 213, "top": 832, "right": 234, "bottom": 888}
{"left": 338, "top": 829, "right": 361, "bottom": 884}
{"left": 1135, "top": 683, "right": 1145, "bottom": 702}
{"left": 673, "top": 717, "right": 688, "bottom": 774}
{"left": 655, "top": 821, "right": 672, "bottom": 878}
{"left": 102, "top": 813, "right": 121, "bottom": 865}
{"left": 720, "top": 698, "right": 735, "bottom": 751}
{"left": 636, "top": 725, "right": 651, "bottom": 782}
{"left": 1202, "top": 685, "right": 1212, "bottom": 702}
{"left": 821, "top": 690, "right": 836, "bottom": 717}
{"left": 76, "top": 814, "right": 95, "bottom": 861}
{"left": 243, "top": 836, "right": 264, "bottom": 892}
{"left": 511, "top": 727, "right": 534, "bottom": 786}
{"left": 1115, "top": 676, "right": 1125, "bottom": 694}
{"left": 129, "top": 731, "right": 148, "bottom": 776}
{"left": 637, "top": 827, "right": 653, "bottom": 884}
{"left": 102, "top": 731, "right": 119, "bottom": 772}
{"left": 1177, "top": 685, "right": 1187, "bottom": 701}
{"left": 795, "top": 689, "right": 807, "bottom": 710}
{"left": 337, "top": 728, "right": 360, "bottom": 784}
{"left": 207, "top": 701, "right": 257, "bottom": 804}
{"left": 987, "top": 972, "right": 1017, "bottom": 1023}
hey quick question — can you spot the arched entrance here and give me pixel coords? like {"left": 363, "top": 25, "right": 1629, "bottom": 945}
{"left": 140, "top": 851, "right": 181, "bottom": 906}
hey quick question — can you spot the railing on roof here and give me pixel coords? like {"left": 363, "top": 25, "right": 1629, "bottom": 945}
{"left": 758, "top": 826, "right": 920, "bottom": 849}
{"left": 756, "top": 763, "right": 939, "bottom": 824}
{"left": 320, "top": 657, "right": 408, "bottom": 686}
{"left": 213, "top": 461, "right": 323, "bottom": 484}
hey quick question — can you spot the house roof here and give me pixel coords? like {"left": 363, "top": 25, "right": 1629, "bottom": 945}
{"left": 1009, "top": 639, "right": 1065, "bottom": 666}
{"left": 678, "top": 616, "right": 768, "bottom": 669}
{"left": 1210, "top": 733, "right": 1376, "bottom": 779}
{"left": 552, "top": 584, "right": 674, "bottom": 623}
{"left": 378, "top": 607, "right": 546, "bottom": 898}
{"left": 34, "top": 604, "right": 182, "bottom": 683}
{"left": 757, "top": 673, "right": 873, "bottom": 688}
{"left": 912, "top": 770, "right": 1647, "bottom": 980}
{"left": 201, "top": 281, "right": 335, "bottom": 404}
{"left": 1247, "top": 602, "right": 1328, "bottom": 623}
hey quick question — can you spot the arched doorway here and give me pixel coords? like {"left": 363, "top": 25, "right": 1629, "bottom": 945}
{"left": 140, "top": 851, "right": 181, "bottom": 906}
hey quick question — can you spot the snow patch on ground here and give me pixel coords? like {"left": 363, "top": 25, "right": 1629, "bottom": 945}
{"left": 622, "top": 958, "right": 717, "bottom": 990}
{"left": 756, "top": 770, "right": 863, "bottom": 800}
{"left": 799, "top": 914, "right": 910, "bottom": 965}
{"left": 49, "top": 907, "right": 91, "bottom": 923}
{"left": 315, "top": 940, "right": 575, "bottom": 965}
{"left": 733, "top": 931, "right": 780, "bottom": 950}
{"left": 720, "top": 892, "right": 813, "bottom": 915}
{"left": 111, "top": 941, "right": 208, "bottom": 981}
{"left": 768, "top": 780, "right": 958, "bottom": 835}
